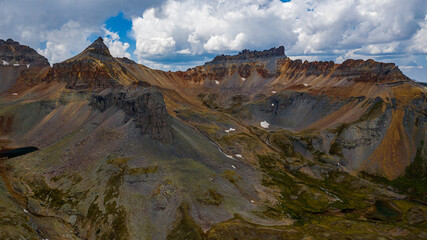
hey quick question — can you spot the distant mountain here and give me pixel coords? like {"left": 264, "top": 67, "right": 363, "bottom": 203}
{"left": 0, "top": 37, "right": 426, "bottom": 239}
{"left": 0, "top": 38, "right": 49, "bottom": 91}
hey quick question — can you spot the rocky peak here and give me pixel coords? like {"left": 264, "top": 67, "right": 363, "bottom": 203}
{"left": 86, "top": 37, "right": 111, "bottom": 57}
{"left": 0, "top": 38, "right": 20, "bottom": 46}
{"left": 207, "top": 46, "right": 285, "bottom": 64}
{"left": 0, "top": 38, "right": 49, "bottom": 66}
{"left": 65, "top": 37, "right": 112, "bottom": 63}
{"left": 49, "top": 37, "right": 126, "bottom": 89}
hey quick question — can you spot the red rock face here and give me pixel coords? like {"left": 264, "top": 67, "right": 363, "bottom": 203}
{"left": 279, "top": 59, "right": 335, "bottom": 79}
{"left": 50, "top": 59, "right": 120, "bottom": 89}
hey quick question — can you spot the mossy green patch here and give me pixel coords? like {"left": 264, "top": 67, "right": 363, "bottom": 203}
{"left": 258, "top": 154, "right": 373, "bottom": 224}
{"left": 31, "top": 178, "right": 71, "bottom": 209}
{"left": 222, "top": 170, "right": 242, "bottom": 185}
{"left": 167, "top": 203, "right": 204, "bottom": 240}
{"left": 128, "top": 166, "right": 158, "bottom": 175}
{"left": 206, "top": 214, "right": 304, "bottom": 240}
{"left": 196, "top": 188, "right": 224, "bottom": 206}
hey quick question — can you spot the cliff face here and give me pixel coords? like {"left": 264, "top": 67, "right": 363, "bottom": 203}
{"left": 91, "top": 84, "right": 174, "bottom": 144}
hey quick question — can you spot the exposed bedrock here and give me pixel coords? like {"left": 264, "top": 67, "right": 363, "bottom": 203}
{"left": 91, "top": 86, "right": 174, "bottom": 144}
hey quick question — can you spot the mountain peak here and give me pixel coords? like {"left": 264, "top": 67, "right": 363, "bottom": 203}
{"left": 0, "top": 38, "right": 20, "bottom": 46}
{"left": 84, "top": 37, "right": 111, "bottom": 58}
{"left": 63, "top": 37, "right": 112, "bottom": 63}
{"left": 94, "top": 36, "right": 104, "bottom": 44}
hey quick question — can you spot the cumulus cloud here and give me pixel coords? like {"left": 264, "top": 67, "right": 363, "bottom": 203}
{"left": 410, "top": 14, "right": 427, "bottom": 53}
{"left": 103, "top": 27, "right": 131, "bottom": 58}
{"left": 0, "top": 0, "right": 162, "bottom": 63}
{"left": 37, "top": 21, "right": 94, "bottom": 63}
{"left": 131, "top": 0, "right": 427, "bottom": 66}
{"left": 132, "top": 0, "right": 298, "bottom": 61}
{"left": 1, "top": 0, "right": 427, "bottom": 79}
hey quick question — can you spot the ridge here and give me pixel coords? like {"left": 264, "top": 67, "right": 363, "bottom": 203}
{"left": 207, "top": 46, "right": 285, "bottom": 64}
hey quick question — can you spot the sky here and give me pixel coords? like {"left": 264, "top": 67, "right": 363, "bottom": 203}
{"left": 0, "top": 0, "right": 426, "bottom": 81}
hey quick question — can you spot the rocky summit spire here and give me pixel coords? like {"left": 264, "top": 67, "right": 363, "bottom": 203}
{"left": 82, "top": 37, "right": 112, "bottom": 59}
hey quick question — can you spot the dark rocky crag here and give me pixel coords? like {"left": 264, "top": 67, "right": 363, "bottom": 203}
{"left": 208, "top": 46, "right": 285, "bottom": 64}
{"left": 91, "top": 83, "right": 174, "bottom": 144}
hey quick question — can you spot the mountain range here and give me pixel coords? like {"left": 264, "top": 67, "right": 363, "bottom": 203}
{"left": 0, "top": 37, "right": 426, "bottom": 239}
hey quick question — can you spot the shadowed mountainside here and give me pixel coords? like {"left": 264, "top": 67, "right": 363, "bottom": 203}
{"left": 0, "top": 38, "right": 426, "bottom": 239}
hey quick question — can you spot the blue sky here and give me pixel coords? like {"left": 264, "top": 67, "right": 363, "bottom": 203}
{"left": 1, "top": 0, "right": 426, "bottom": 81}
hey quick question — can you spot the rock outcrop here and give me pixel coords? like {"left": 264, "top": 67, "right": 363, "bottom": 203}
{"left": 208, "top": 46, "right": 285, "bottom": 64}
{"left": 91, "top": 84, "right": 174, "bottom": 144}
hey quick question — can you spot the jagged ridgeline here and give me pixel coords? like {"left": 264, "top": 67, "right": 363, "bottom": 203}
{"left": 0, "top": 37, "right": 426, "bottom": 239}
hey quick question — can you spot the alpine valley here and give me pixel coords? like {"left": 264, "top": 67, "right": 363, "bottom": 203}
{"left": 0, "top": 37, "right": 426, "bottom": 239}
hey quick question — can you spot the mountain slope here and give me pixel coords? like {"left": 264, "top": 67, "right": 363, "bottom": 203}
{"left": 0, "top": 38, "right": 426, "bottom": 239}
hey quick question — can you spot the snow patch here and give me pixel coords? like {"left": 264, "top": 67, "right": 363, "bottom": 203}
{"left": 231, "top": 165, "right": 236, "bottom": 169}
{"left": 260, "top": 121, "right": 270, "bottom": 128}
{"left": 12, "top": 93, "right": 18, "bottom": 96}
{"left": 215, "top": 80, "right": 220, "bottom": 85}
{"left": 271, "top": 91, "right": 277, "bottom": 94}
{"left": 235, "top": 154, "right": 243, "bottom": 158}
{"left": 27, "top": 64, "right": 30, "bottom": 69}
{"left": 2, "top": 60, "right": 9, "bottom": 65}
{"left": 218, "top": 147, "right": 235, "bottom": 159}
{"left": 241, "top": 77, "right": 246, "bottom": 81}
{"left": 13, "top": 63, "right": 20, "bottom": 66}
{"left": 225, "top": 128, "right": 235, "bottom": 133}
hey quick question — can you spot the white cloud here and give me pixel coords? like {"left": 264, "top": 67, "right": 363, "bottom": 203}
{"left": 102, "top": 27, "right": 131, "bottom": 58}
{"left": 1, "top": 0, "right": 426, "bottom": 79}
{"left": 37, "top": 21, "right": 93, "bottom": 63}
{"left": 0, "top": 0, "right": 163, "bottom": 63}
{"left": 132, "top": 0, "right": 298, "bottom": 62}
{"left": 131, "top": 0, "right": 427, "bottom": 65}
{"left": 399, "top": 66, "right": 423, "bottom": 70}
{"left": 410, "top": 14, "right": 427, "bottom": 53}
